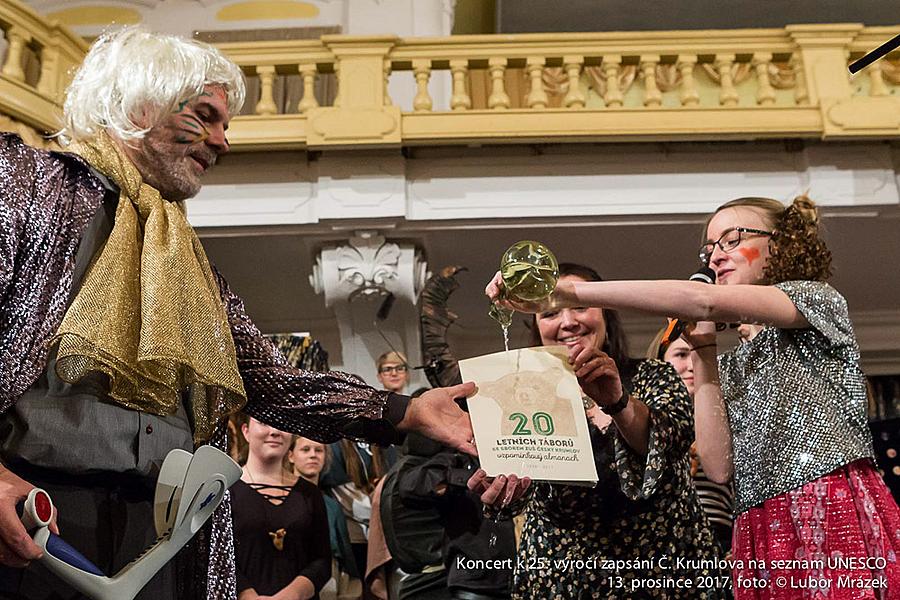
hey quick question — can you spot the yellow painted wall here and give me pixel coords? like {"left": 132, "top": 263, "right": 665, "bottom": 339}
{"left": 216, "top": 1, "right": 319, "bottom": 22}
{"left": 47, "top": 6, "right": 141, "bottom": 26}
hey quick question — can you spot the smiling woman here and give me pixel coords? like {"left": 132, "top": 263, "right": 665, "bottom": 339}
{"left": 480, "top": 261, "right": 726, "bottom": 599}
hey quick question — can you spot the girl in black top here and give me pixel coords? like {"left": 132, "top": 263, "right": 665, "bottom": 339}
{"left": 233, "top": 417, "right": 331, "bottom": 600}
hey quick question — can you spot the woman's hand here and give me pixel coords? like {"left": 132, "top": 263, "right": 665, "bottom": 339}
{"left": 569, "top": 343, "right": 623, "bottom": 409}
{"left": 484, "top": 271, "right": 575, "bottom": 314}
{"left": 467, "top": 469, "right": 531, "bottom": 509}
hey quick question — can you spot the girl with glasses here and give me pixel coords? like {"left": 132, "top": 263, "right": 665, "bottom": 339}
{"left": 485, "top": 195, "right": 900, "bottom": 598}
{"left": 376, "top": 351, "right": 410, "bottom": 394}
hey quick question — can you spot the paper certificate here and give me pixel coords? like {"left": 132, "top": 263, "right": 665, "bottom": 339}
{"left": 459, "top": 346, "right": 598, "bottom": 485}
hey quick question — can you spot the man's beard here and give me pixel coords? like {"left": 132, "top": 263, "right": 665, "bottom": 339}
{"left": 134, "top": 140, "right": 203, "bottom": 201}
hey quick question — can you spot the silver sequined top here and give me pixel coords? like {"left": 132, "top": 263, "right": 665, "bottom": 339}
{"left": 719, "top": 280, "right": 874, "bottom": 514}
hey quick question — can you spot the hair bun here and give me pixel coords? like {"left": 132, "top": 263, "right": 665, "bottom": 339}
{"left": 790, "top": 194, "right": 819, "bottom": 223}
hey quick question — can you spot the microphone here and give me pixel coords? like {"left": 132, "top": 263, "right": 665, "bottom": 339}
{"left": 656, "top": 266, "right": 716, "bottom": 359}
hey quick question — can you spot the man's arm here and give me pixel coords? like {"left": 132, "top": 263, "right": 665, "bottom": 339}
{"left": 214, "top": 270, "right": 476, "bottom": 454}
{"left": 0, "top": 134, "right": 62, "bottom": 568}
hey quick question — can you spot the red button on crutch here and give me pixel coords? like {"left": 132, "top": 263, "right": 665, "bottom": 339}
{"left": 21, "top": 488, "right": 54, "bottom": 530}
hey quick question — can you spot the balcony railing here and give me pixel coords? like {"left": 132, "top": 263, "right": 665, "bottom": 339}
{"left": 220, "top": 25, "right": 900, "bottom": 149}
{"left": 0, "top": 0, "right": 87, "bottom": 135}
{"left": 1, "top": 0, "right": 897, "bottom": 150}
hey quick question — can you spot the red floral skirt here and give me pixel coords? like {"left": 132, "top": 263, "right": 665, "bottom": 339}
{"left": 732, "top": 459, "right": 900, "bottom": 599}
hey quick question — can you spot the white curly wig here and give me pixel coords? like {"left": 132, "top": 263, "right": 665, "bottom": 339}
{"left": 62, "top": 26, "right": 246, "bottom": 142}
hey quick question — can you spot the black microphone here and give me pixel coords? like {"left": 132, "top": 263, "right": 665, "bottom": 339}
{"left": 656, "top": 266, "right": 716, "bottom": 359}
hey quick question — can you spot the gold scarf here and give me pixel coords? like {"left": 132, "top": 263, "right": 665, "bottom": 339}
{"left": 53, "top": 132, "right": 246, "bottom": 444}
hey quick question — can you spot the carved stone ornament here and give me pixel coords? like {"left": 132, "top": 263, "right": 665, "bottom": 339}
{"left": 337, "top": 235, "right": 400, "bottom": 301}
{"left": 310, "top": 231, "right": 428, "bottom": 307}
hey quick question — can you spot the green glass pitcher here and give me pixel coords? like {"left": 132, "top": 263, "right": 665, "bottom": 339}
{"left": 488, "top": 240, "right": 560, "bottom": 328}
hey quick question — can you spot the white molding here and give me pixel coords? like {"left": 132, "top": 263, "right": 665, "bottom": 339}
{"left": 190, "top": 141, "right": 900, "bottom": 228}
{"left": 800, "top": 143, "right": 899, "bottom": 207}
{"left": 308, "top": 232, "right": 429, "bottom": 386}
{"left": 406, "top": 149, "right": 801, "bottom": 220}
{"left": 188, "top": 182, "right": 316, "bottom": 227}
{"left": 315, "top": 154, "right": 407, "bottom": 219}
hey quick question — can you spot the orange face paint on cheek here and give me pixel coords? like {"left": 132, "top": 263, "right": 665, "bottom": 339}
{"left": 738, "top": 246, "right": 761, "bottom": 264}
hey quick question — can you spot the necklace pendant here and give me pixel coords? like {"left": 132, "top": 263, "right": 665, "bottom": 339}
{"left": 269, "top": 528, "right": 287, "bottom": 551}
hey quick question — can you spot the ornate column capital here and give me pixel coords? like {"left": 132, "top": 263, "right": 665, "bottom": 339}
{"left": 310, "top": 231, "right": 429, "bottom": 307}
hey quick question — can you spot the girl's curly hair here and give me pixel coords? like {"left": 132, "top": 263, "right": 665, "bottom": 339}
{"left": 703, "top": 195, "right": 832, "bottom": 283}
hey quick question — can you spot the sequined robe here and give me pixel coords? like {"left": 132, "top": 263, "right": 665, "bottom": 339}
{"left": 0, "top": 132, "right": 397, "bottom": 599}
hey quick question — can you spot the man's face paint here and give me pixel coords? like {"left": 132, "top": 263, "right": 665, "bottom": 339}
{"left": 125, "top": 86, "right": 231, "bottom": 201}
{"left": 174, "top": 91, "right": 213, "bottom": 145}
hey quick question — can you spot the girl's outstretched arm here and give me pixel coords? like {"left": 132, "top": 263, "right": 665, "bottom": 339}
{"left": 486, "top": 272, "right": 809, "bottom": 330}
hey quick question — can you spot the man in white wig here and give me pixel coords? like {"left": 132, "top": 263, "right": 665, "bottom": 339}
{"left": 0, "top": 27, "right": 476, "bottom": 599}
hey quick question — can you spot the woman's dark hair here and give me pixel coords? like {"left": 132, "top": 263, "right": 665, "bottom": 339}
{"left": 528, "top": 262, "right": 632, "bottom": 371}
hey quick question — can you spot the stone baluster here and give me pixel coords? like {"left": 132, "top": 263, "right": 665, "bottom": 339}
{"left": 791, "top": 56, "right": 809, "bottom": 105}
{"left": 449, "top": 59, "right": 471, "bottom": 111}
{"left": 525, "top": 56, "right": 549, "bottom": 109}
{"left": 297, "top": 64, "right": 319, "bottom": 113}
{"left": 1, "top": 27, "right": 29, "bottom": 82}
{"left": 412, "top": 59, "right": 433, "bottom": 112}
{"left": 640, "top": 55, "right": 662, "bottom": 107}
{"left": 488, "top": 57, "right": 510, "bottom": 110}
{"left": 715, "top": 54, "right": 739, "bottom": 106}
{"left": 36, "top": 42, "right": 60, "bottom": 98}
{"left": 753, "top": 52, "right": 776, "bottom": 106}
{"left": 676, "top": 55, "right": 699, "bottom": 107}
{"left": 868, "top": 61, "right": 889, "bottom": 97}
{"left": 602, "top": 55, "right": 623, "bottom": 108}
{"left": 563, "top": 55, "right": 585, "bottom": 108}
{"left": 255, "top": 65, "right": 278, "bottom": 115}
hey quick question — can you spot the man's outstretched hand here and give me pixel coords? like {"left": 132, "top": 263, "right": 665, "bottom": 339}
{"left": 397, "top": 382, "right": 477, "bottom": 456}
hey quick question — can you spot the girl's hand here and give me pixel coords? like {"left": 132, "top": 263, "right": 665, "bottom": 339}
{"left": 569, "top": 343, "right": 623, "bottom": 409}
{"left": 484, "top": 271, "right": 575, "bottom": 314}
{"left": 682, "top": 320, "right": 717, "bottom": 350}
